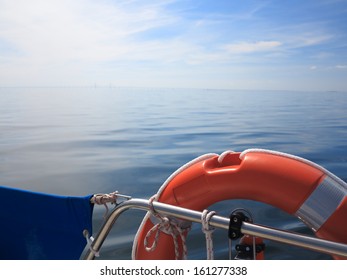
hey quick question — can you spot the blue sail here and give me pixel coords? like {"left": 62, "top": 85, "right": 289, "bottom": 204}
{"left": 0, "top": 185, "right": 93, "bottom": 260}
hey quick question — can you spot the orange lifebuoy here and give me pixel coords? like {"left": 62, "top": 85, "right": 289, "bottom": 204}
{"left": 132, "top": 149, "right": 347, "bottom": 259}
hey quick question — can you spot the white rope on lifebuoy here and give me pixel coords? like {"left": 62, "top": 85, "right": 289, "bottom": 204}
{"left": 201, "top": 209, "right": 216, "bottom": 260}
{"left": 144, "top": 195, "right": 191, "bottom": 259}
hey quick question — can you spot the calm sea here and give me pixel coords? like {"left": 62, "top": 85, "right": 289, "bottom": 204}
{"left": 1, "top": 87, "right": 346, "bottom": 260}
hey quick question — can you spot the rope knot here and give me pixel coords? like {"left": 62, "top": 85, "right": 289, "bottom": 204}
{"left": 143, "top": 195, "right": 191, "bottom": 259}
{"left": 91, "top": 192, "right": 119, "bottom": 219}
{"left": 91, "top": 192, "right": 118, "bottom": 205}
{"left": 201, "top": 209, "right": 216, "bottom": 260}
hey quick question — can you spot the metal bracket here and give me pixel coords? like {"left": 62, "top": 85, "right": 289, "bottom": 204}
{"left": 228, "top": 212, "right": 249, "bottom": 240}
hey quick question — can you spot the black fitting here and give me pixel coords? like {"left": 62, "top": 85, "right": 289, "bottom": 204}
{"left": 228, "top": 212, "right": 249, "bottom": 240}
{"left": 235, "top": 243, "right": 266, "bottom": 260}
{"left": 235, "top": 243, "right": 266, "bottom": 254}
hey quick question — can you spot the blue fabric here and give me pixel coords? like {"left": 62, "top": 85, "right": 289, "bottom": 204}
{"left": 0, "top": 185, "right": 94, "bottom": 260}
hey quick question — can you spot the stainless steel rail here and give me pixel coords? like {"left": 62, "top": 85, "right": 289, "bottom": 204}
{"left": 83, "top": 198, "right": 347, "bottom": 260}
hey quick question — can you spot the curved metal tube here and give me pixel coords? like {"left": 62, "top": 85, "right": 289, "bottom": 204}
{"left": 83, "top": 198, "right": 347, "bottom": 260}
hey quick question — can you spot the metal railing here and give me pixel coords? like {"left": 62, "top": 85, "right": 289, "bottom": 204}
{"left": 83, "top": 198, "right": 347, "bottom": 260}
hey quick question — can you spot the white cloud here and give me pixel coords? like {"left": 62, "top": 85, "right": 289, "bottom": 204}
{"left": 223, "top": 41, "right": 282, "bottom": 54}
{"left": 296, "top": 35, "right": 332, "bottom": 47}
{"left": 311, "top": 52, "right": 334, "bottom": 59}
{"left": 0, "top": 0, "right": 185, "bottom": 64}
{"left": 0, "top": 0, "right": 188, "bottom": 86}
{"left": 0, "top": 0, "right": 346, "bottom": 90}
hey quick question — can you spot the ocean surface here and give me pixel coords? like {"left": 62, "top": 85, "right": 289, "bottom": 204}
{"left": 1, "top": 87, "right": 346, "bottom": 260}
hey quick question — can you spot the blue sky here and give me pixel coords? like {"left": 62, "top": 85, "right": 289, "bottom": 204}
{"left": 0, "top": 0, "right": 346, "bottom": 91}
